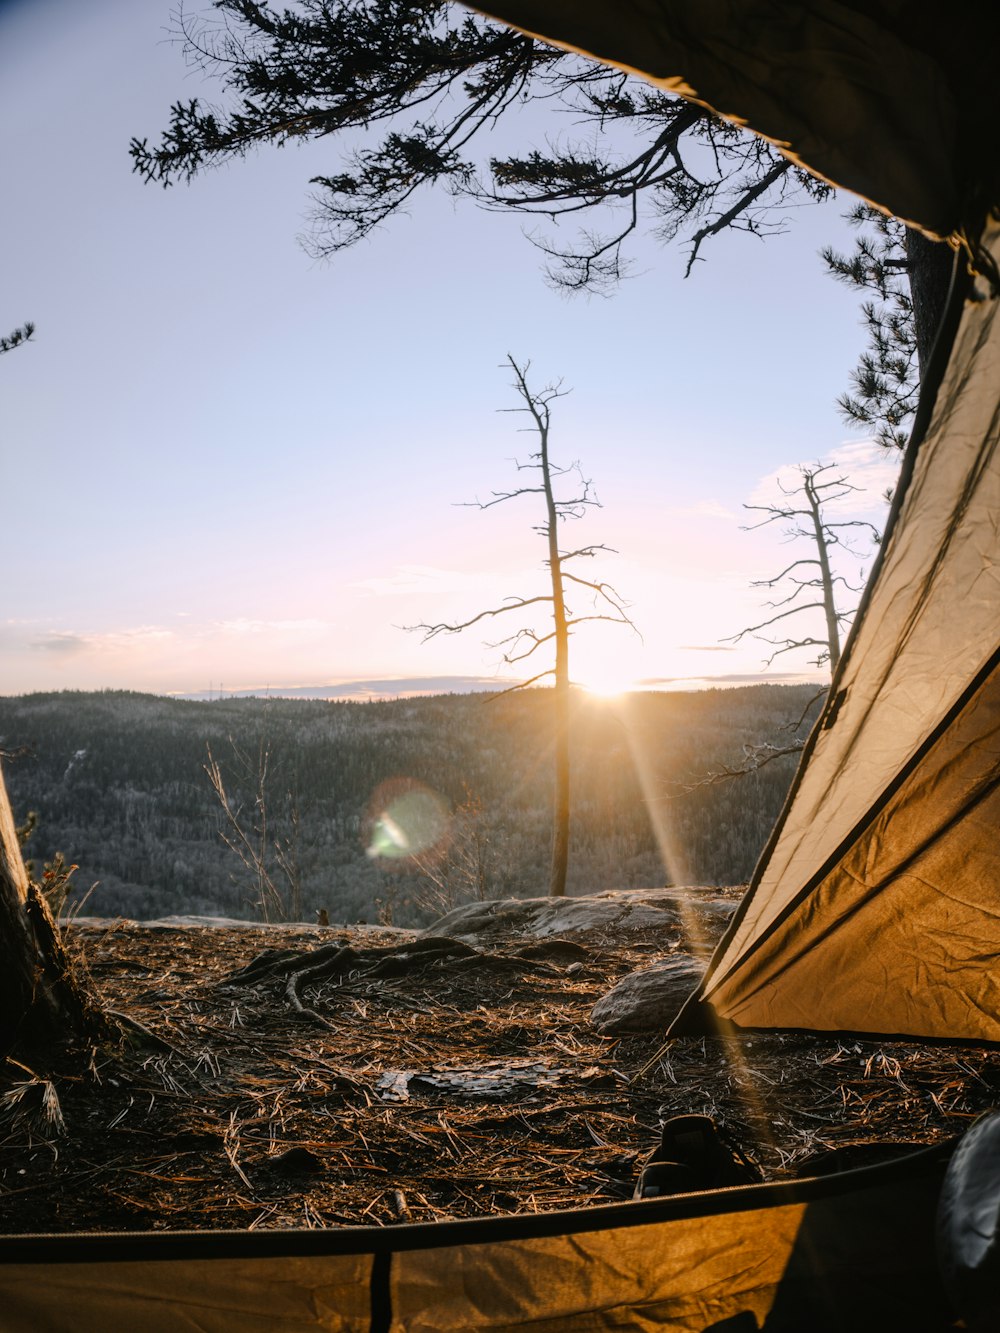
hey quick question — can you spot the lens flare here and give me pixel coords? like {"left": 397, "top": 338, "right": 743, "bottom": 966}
{"left": 365, "top": 779, "right": 450, "bottom": 862}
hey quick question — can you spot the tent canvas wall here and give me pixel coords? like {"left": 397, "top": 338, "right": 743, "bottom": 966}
{"left": 5, "top": 2, "right": 1000, "bottom": 1328}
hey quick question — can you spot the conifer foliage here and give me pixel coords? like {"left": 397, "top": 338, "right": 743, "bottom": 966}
{"left": 130, "top": 0, "right": 830, "bottom": 289}
{"left": 823, "top": 206, "right": 919, "bottom": 452}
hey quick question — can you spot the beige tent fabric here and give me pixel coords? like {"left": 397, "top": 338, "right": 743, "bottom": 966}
{"left": 390, "top": 1156, "right": 949, "bottom": 1329}
{"left": 0, "top": 1253, "right": 373, "bottom": 1332}
{"left": 681, "top": 220, "right": 1000, "bottom": 1041}
{"left": 471, "top": 1, "right": 970, "bottom": 240}
{"left": 391, "top": 1203, "right": 806, "bottom": 1331}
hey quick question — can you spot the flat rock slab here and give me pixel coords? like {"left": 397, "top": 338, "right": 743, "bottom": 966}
{"left": 424, "top": 887, "right": 735, "bottom": 942}
{"left": 71, "top": 915, "right": 417, "bottom": 941}
{"left": 590, "top": 953, "right": 705, "bottom": 1034}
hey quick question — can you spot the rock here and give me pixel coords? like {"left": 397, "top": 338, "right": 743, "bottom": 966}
{"left": 268, "top": 1147, "right": 325, "bottom": 1176}
{"left": 590, "top": 955, "right": 704, "bottom": 1034}
{"left": 422, "top": 888, "right": 736, "bottom": 943}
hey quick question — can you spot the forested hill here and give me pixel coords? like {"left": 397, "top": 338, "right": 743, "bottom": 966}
{"left": 0, "top": 685, "right": 822, "bottom": 927}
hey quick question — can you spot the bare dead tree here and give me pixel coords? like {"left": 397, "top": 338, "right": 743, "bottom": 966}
{"left": 408, "top": 355, "right": 638, "bottom": 897}
{"left": 727, "top": 463, "right": 881, "bottom": 674}
{"left": 205, "top": 740, "right": 303, "bottom": 923}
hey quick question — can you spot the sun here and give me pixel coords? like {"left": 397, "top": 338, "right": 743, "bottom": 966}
{"left": 574, "top": 666, "right": 635, "bottom": 699}
{"left": 571, "top": 637, "right": 643, "bottom": 699}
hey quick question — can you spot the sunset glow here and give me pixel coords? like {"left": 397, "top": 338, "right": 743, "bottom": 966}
{"left": 575, "top": 669, "right": 636, "bottom": 699}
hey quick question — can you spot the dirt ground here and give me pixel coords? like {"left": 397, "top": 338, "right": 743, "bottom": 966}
{"left": 3, "top": 911, "right": 1000, "bottom": 1235}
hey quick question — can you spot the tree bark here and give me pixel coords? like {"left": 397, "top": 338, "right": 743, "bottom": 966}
{"left": 906, "top": 229, "right": 956, "bottom": 379}
{"left": 0, "top": 763, "right": 93, "bottom": 1052}
{"left": 805, "top": 473, "right": 842, "bottom": 673}
{"left": 541, "top": 408, "right": 571, "bottom": 899}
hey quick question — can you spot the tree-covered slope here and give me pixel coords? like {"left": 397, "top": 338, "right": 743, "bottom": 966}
{"left": 0, "top": 685, "right": 820, "bottom": 924}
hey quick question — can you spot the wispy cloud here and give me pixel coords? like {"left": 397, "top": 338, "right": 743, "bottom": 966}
{"left": 748, "top": 440, "right": 898, "bottom": 516}
{"left": 671, "top": 500, "right": 738, "bottom": 521}
{"left": 211, "top": 618, "right": 327, "bottom": 637}
{"left": 29, "top": 626, "right": 173, "bottom": 655}
{"left": 30, "top": 632, "right": 89, "bottom": 656}
{"left": 678, "top": 644, "right": 736, "bottom": 653}
{"left": 637, "top": 670, "right": 818, "bottom": 688}
{"left": 351, "top": 564, "right": 513, "bottom": 597}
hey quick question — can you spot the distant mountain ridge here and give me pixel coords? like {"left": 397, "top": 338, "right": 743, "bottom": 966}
{"left": 175, "top": 670, "right": 816, "bottom": 702}
{"left": 176, "top": 675, "right": 523, "bottom": 702}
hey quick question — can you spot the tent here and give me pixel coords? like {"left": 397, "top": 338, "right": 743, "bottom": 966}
{"left": 4, "top": 3, "right": 1000, "bottom": 1328}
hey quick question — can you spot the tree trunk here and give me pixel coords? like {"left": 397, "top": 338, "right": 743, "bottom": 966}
{"left": 906, "top": 229, "right": 956, "bottom": 379}
{"left": 549, "top": 615, "right": 571, "bottom": 898}
{"left": 0, "top": 763, "right": 93, "bottom": 1052}
{"left": 805, "top": 473, "right": 842, "bottom": 673}
{"left": 543, "top": 420, "right": 571, "bottom": 899}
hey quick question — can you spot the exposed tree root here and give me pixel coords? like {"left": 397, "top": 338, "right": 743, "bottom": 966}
{"left": 222, "top": 935, "right": 563, "bottom": 1026}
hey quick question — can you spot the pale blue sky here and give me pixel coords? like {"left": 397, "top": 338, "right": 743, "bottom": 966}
{"left": 0, "top": 0, "right": 893, "bottom": 697}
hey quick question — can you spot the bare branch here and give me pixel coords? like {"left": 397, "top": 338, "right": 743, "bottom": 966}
{"left": 724, "top": 601, "right": 831, "bottom": 642}
{"left": 487, "top": 625, "right": 558, "bottom": 664}
{"left": 405, "top": 595, "right": 553, "bottom": 642}
{"left": 674, "top": 740, "right": 807, "bottom": 791}
{"left": 559, "top": 543, "right": 617, "bottom": 562}
{"left": 489, "top": 668, "right": 555, "bottom": 698}
{"left": 751, "top": 558, "right": 822, "bottom": 584}
{"left": 683, "top": 159, "right": 792, "bottom": 275}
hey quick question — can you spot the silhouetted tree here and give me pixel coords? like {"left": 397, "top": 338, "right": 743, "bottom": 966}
{"left": 728, "top": 463, "right": 880, "bottom": 674}
{"left": 0, "top": 773, "right": 97, "bottom": 1052}
{"left": 409, "top": 355, "right": 636, "bottom": 896}
{"left": 132, "top": 3, "right": 954, "bottom": 429}
{"left": 130, "top": 0, "right": 831, "bottom": 292}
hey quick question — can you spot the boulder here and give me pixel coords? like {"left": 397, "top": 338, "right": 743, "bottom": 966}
{"left": 590, "top": 954, "right": 704, "bottom": 1034}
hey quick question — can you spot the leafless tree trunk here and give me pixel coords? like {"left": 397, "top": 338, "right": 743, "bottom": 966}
{"left": 409, "top": 355, "right": 637, "bottom": 897}
{"left": 0, "top": 764, "right": 93, "bottom": 1052}
{"left": 531, "top": 360, "right": 572, "bottom": 898}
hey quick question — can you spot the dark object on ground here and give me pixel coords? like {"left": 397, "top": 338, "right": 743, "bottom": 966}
{"left": 269, "top": 1147, "right": 325, "bottom": 1176}
{"left": 634, "top": 1114, "right": 760, "bottom": 1197}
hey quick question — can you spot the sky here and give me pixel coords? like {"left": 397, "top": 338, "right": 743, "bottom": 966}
{"left": 0, "top": 0, "right": 898, "bottom": 700}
